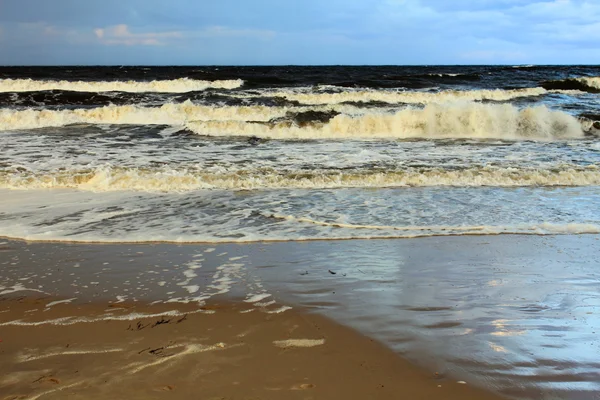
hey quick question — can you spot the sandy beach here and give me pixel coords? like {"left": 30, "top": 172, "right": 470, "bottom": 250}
{"left": 2, "top": 234, "right": 600, "bottom": 399}
{"left": 0, "top": 295, "right": 505, "bottom": 400}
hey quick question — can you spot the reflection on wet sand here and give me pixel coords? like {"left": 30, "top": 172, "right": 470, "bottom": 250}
{"left": 1, "top": 234, "right": 599, "bottom": 399}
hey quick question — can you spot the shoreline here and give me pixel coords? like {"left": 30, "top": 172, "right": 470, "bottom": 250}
{"left": 2, "top": 229, "right": 600, "bottom": 247}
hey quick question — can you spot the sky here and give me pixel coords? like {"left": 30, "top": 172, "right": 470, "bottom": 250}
{"left": 0, "top": 0, "right": 599, "bottom": 65}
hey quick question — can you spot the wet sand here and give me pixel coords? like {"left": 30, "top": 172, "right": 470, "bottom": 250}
{"left": 0, "top": 297, "right": 501, "bottom": 400}
{"left": 2, "top": 234, "right": 600, "bottom": 399}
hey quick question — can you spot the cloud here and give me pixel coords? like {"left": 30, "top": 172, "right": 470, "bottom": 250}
{"left": 94, "top": 24, "right": 182, "bottom": 46}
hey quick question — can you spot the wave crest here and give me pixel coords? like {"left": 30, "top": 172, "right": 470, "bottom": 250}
{"left": 0, "top": 78, "right": 244, "bottom": 93}
{"left": 0, "top": 101, "right": 298, "bottom": 130}
{"left": 2, "top": 165, "right": 598, "bottom": 192}
{"left": 0, "top": 102, "right": 586, "bottom": 141}
{"left": 231, "top": 87, "right": 548, "bottom": 105}
{"left": 541, "top": 76, "right": 600, "bottom": 93}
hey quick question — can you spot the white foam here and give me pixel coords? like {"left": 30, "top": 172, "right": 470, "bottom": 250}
{"left": 0, "top": 284, "right": 46, "bottom": 295}
{"left": 269, "top": 214, "right": 600, "bottom": 236}
{"left": 163, "top": 262, "right": 247, "bottom": 305}
{"left": 267, "top": 306, "right": 293, "bottom": 314}
{"left": 128, "top": 342, "right": 233, "bottom": 374}
{"left": 114, "top": 295, "right": 127, "bottom": 303}
{"left": 0, "top": 101, "right": 587, "bottom": 142}
{"left": 183, "top": 269, "right": 197, "bottom": 278}
{"left": 0, "top": 78, "right": 243, "bottom": 93}
{"left": 28, "top": 381, "right": 83, "bottom": 400}
{"left": 273, "top": 338, "right": 324, "bottom": 348}
{"left": 183, "top": 285, "right": 200, "bottom": 294}
{"left": 427, "top": 73, "right": 464, "bottom": 77}
{"left": 186, "top": 261, "right": 203, "bottom": 269}
{"left": 19, "top": 347, "right": 123, "bottom": 362}
{"left": 186, "top": 104, "right": 585, "bottom": 140}
{"left": 0, "top": 221, "right": 598, "bottom": 245}
{"left": 244, "top": 293, "right": 272, "bottom": 303}
{"left": 0, "top": 309, "right": 202, "bottom": 326}
{"left": 45, "top": 298, "right": 77, "bottom": 309}
{"left": 2, "top": 165, "right": 598, "bottom": 192}
{"left": 232, "top": 87, "right": 548, "bottom": 105}
{"left": 256, "top": 300, "right": 276, "bottom": 307}
{"left": 577, "top": 76, "right": 600, "bottom": 90}
{"left": 0, "top": 101, "right": 292, "bottom": 131}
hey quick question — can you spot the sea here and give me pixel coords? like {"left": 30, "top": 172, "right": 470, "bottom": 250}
{"left": 0, "top": 65, "right": 599, "bottom": 243}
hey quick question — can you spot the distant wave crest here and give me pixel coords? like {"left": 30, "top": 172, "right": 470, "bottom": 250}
{"left": 0, "top": 78, "right": 244, "bottom": 93}
{"left": 231, "top": 87, "right": 549, "bottom": 105}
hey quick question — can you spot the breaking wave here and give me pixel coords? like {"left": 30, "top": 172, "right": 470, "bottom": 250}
{"left": 0, "top": 101, "right": 312, "bottom": 130}
{"left": 541, "top": 76, "right": 600, "bottom": 93}
{"left": 2, "top": 165, "right": 598, "bottom": 192}
{"left": 580, "top": 77, "right": 600, "bottom": 90}
{"left": 0, "top": 102, "right": 586, "bottom": 140}
{"left": 232, "top": 87, "right": 549, "bottom": 105}
{"left": 188, "top": 104, "right": 584, "bottom": 140}
{"left": 0, "top": 78, "right": 244, "bottom": 93}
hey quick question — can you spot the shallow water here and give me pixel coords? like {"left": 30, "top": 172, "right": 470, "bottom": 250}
{"left": 2, "top": 186, "right": 600, "bottom": 242}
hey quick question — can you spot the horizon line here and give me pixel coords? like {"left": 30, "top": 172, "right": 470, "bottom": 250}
{"left": 2, "top": 63, "right": 600, "bottom": 68}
